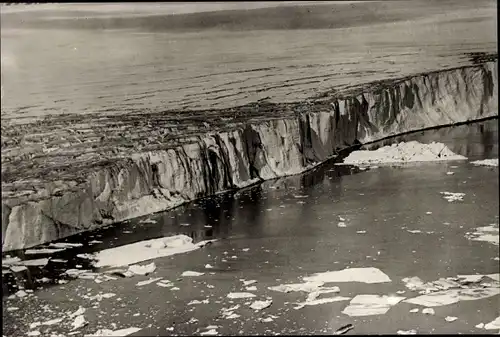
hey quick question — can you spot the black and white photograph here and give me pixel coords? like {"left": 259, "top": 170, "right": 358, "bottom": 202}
{"left": 1, "top": 1, "right": 498, "bottom": 335}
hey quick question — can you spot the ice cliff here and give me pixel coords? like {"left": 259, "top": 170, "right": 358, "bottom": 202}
{"left": 2, "top": 61, "right": 497, "bottom": 251}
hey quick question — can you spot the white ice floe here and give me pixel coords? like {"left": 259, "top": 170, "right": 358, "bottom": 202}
{"left": 69, "top": 306, "right": 86, "bottom": 318}
{"left": 200, "top": 329, "right": 218, "bottom": 336}
{"left": 476, "top": 323, "right": 485, "bottom": 329}
{"left": 205, "top": 264, "right": 214, "bottom": 269}
{"left": 10, "top": 265, "right": 28, "bottom": 273}
{"left": 337, "top": 222, "right": 347, "bottom": 228}
{"left": 227, "top": 292, "right": 256, "bottom": 299}
{"left": 470, "top": 159, "right": 498, "bottom": 167}
{"left": 246, "top": 286, "right": 257, "bottom": 291}
{"left": 27, "top": 332, "right": 41, "bottom": 336}
{"left": 15, "top": 290, "right": 28, "bottom": 298}
{"left": 342, "top": 294, "right": 405, "bottom": 316}
{"left": 303, "top": 267, "right": 392, "bottom": 284}
{"left": 182, "top": 271, "right": 204, "bottom": 277}
{"left": 268, "top": 281, "right": 325, "bottom": 293}
{"left": 83, "top": 293, "right": 116, "bottom": 301}
{"left": 445, "top": 316, "right": 458, "bottom": 322}
{"left": 188, "top": 299, "right": 209, "bottom": 305}
{"left": 92, "top": 235, "right": 216, "bottom": 268}
{"left": 2, "top": 256, "right": 21, "bottom": 265}
{"left": 242, "top": 280, "right": 257, "bottom": 286}
{"left": 356, "top": 230, "right": 367, "bottom": 234}
{"left": 484, "top": 317, "right": 500, "bottom": 330}
{"left": 465, "top": 224, "right": 499, "bottom": 246}
{"left": 409, "top": 308, "right": 419, "bottom": 313}
{"left": 128, "top": 262, "right": 156, "bottom": 276}
{"left": 49, "top": 242, "right": 84, "bottom": 249}
{"left": 136, "top": 277, "right": 162, "bottom": 286}
{"left": 157, "top": 281, "right": 174, "bottom": 288}
{"left": 242, "top": 248, "right": 250, "bottom": 252}
{"left": 84, "top": 327, "right": 141, "bottom": 336}
{"left": 422, "top": 308, "right": 435, "bottom": 315}
{"left": 407, "top": 230, "right": 422, "bottom": 234}
{"left": 294, "top": 296, "right": 351, "bottom": 310}
{"left": 25, "top": 248, "right": 66, "bottom": 255}
{"left": 250, "top": 300, "right": 272, "bottom": 311}
{"left": 397, "top": 330, "right": 417, "bottom": 335}
{"left": 337, "top": 141, "right": 467, "bottom": 166}
{"left": 18, "top": 258, "right": 49, "bottom": 267}
{"left": 139, "top": 218, "right": 157, "bottom": 224}
{"left": 71, "top": 315, "right": 87, "bottom": 330}
{"left": 42, "top": 318, "right": 64, "bottom": 325}
{"left": 440, "top": 192, "right": 465, "bottom": 202}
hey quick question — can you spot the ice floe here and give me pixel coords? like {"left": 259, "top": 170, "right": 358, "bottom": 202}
{"left": 128, "top": 262, "right": 156, "bottom": 276}
{"left": 484, "top": 317, "right": 500, "bottom": 330}
{"left": 71, "top": 315, "right": 87, "bottom": 330}
{"left": 49, "top": 242, "right": 84, "bottom": 249}
{"left": 422, "top": 308, "right": 435, "bottom": 315}
{"left": 397, "top": 329, "right": 417, "bottom": 335}
{"left": 303, "top": 267, "right": 392, "bottom": 284}
{"left": 465, "top": 224, "right": 499, "bottom": 245}
{"left": 445, "top": 316, "right": 458, "bottom": 322}
{"left": 92, "top": 235, "right": 216, "bottom": 268}
{"left": 136, "top": 277, "right": 162, "bottom": 286}
{"left": 470, "top": 159, "right": 498, "bottom": 167}
{"left": 337, "top": 141, "right": 467, "bottom": 166}
{"left": 25, "top": 248, "right": 66, "bottom": 255}
{"left": 182, "top": 271, "right": 204, "bottom": 277}
{"left": 295, "top": 296, "right": 351, "bottom": 310}
{"left": 84, "top": 327, "right": 141, "bottom": 336}
{"left": 402, "top": 274, "right": 500, "bottom": 307}
{"left": 249, "top": 300, "right": 272, "bottom": 311}
{"left": 227, "top": 292, "right": 256, "bottom": 299}
{"left": 440, "top": 192, "right": 465, "bottom": 202}
{"left": 342, "top": 294, "right": 405, "bottom": 316}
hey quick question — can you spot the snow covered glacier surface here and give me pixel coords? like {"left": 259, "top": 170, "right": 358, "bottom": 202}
{"left": 2, "top": 61, "right": 498, "bottom": 251}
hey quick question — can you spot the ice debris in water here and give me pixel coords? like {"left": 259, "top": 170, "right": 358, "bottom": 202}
{"left": 422, "top": 308, "right": 435, "bottom": 315}
{"left": 445, "top": 316, "right": 458, "bottom": 322}
{"left": 337, "top": 141, "right": 467, "bottom": 166}
{"left": 49, "top": 242, "right": 84, "bottom": 249}
{"left": 303, "top": 267, "right": 392, "bottom": 284}
{"left": 25, "top": 248, "right": 66, "bottom": 255}
{"left": 465, "top": 224, "right": 499, "bottom": 246}
{"left": 84, "top": 327, "right": 141, "bottom": 336}
{"left": 402, "top": 274, "right": 500, "bottom": 307}
{"left": 342, "top": 294, "right": 405, "bottom": 316}
{"left": 92, "top": 235, "right": 215, "bottom": 268}
{"left": 227, "top": 292, "right": 256, "bottom": 299}
{"left": 470, "top": 159, "right": 498, "bottom": 167}
{"left": 136, "top": 277, "right": 162, "bottom": 286}
{"left": 440, "top": 192, "right": 465, "bottom": 202}
{"left": 182, "top": 271, "right": 204, "bottom": 277}
{"left": 483, "top": 317, "right": 500, "bottom": 330}
{"left": 71, "top": 315, "right": 88, "bottom": 330}
{"left": 250, "top": 300, "right": 272, "bottom": 311}
{"left": 128, "top": 262, "right": 156, "bottom": 276}
{"left": 397, "top": 330, "right": 417, "bottom": 335}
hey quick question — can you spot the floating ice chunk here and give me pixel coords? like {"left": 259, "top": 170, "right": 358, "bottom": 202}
{"left": 42, "top": 318, "right": 64, "bottom": 325}
{"left": 77, "top": 254, "right": 95, "bottom": 260}
{"left": 50, "top": 259, "right": 68, "bottom": 263}
{"left": 69, "top": 306, "right": 86, "bottom": 318}
{"left": 84, "top": 327, "right": 141, "bottom": 336}
{"left": 337, "top": 141, "right": 467, "bottom": 166}
{"left": 89, "top": 240, "right": 103, "bottom": 244}
{"left": 342, "top": 294, "right": 405, "bottom": 316}
{"left": 407, "top": 230, "right": 422, "bottom": 234}
{"left": 465, "top": 225, "right": 499, "bottom": 246}
{"left": 404, "top": 287, "right": 500, "bottom": 307}
{"left": 397, "top": 330, "right": 417, "bottom": 335}
{"left": 246, "top": 286, "right": 257, "bottom": 291}
{"left": 440, "top": 192, "right": 465, "bottom": 202}
{"left": 337, "top": 222, "right": 347, "bottom": 228}
{"left": 242, "top": 280, "right": 257, "bottom": 286}
{"left": 250, "top": 300, "right": 272, "bottom": 311}
{"left": 182, "top": 271, "right": 204, "bottom": 277}
{"left": 200, "top": 329, "right": 218, "bottom": 336}
{"left": 303, "top": 267, "right": 391, "bottom": 284}
{"left": 92, "top": 235, "right": 210, "bottom": 268}
{"left": 136, "top": 277, "right": 162, "bottom": 286}
{"left": 16, "top": 290, "right": 28, "bottom": 298}
{"left": 242, "top": 248, "right": 250, "bottom": 252}
{"left": 356, "top": 231, "right": 367, "bottom": 234}
{"left": 294, "top": 195, "right": 309, "bottom": 199}
{"left": 426, "top": 212, "right": 432, "bottom": 215}
{"left": 128, "top": 263, "right": 156, "bottom": 276}
{"left": 486, "top": 274, "right": 500, "bottom": 281}
{"left": 71, "top": 315, "right": 87, "bottom": 330}
{"left": 2, "top": 256, "right": 21, "bottom": 265}
{"left": 446, "top": 172, "right": 454, "bottom": 175}
{"left": 11, "top": 265, "right": 28, "bottom": 273}
{"left": 27, "top": 331, "right": 41, "bottom": 336}
{"left": 205, "top": 264, "right": 214, "bottom": 269}
{"left": 227, "top": 292, "right": 256, "bottom": 299}
{"left": 49, "top": 242, "right": 83, "bottom": 249}
{"left": 19, "top": 258, "right": 49, "bottom": 267}
{"left": 139, "top": 218, "right": 157, "bottom": 224}
{"left": 470, "top": 159, "right": 498, "bottom": 167}
{"left": 6, "top": 307, "right": 19, "bottom": 312}
{"left": 25, "top": 248, "right": 66, "bottom": 255}
{"left": 188, "top": 299, "right": 209, "bottom": 305}
{"left": 409, "top": 308, "right": 419, "bottom": 313}
{"left": 445, "top": 316, "right": 458, "bottom": 322}
{"left": 269, "top": 281, "right": 325, "bottom": 293}
{"left": 485, "top": 317, "right": 500, "bottom": 330}
{"left": 157, "top": 281, "right": 173, "bottom": 288}
{"left": 422, "top": 308, "right": 435, "bottom": 315}
{"left": 295, "top": 296, "right": 350, "bottom": 310}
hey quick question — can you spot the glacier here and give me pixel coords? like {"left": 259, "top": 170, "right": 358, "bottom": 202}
{"left": 1, "top": 60, "right": 498, "bottom": 251}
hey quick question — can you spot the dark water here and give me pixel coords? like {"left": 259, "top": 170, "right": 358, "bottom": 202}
{"left": 2, "top": 119, "right": 498, "bottom": 297}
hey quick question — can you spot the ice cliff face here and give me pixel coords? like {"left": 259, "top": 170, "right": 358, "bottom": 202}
{"left": 2, "top": 61, "right": 497, "bottom": 251}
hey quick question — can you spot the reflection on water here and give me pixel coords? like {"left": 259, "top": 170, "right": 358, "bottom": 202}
{"left": 2, "top": 120, "right": 498, "bottom": 296}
